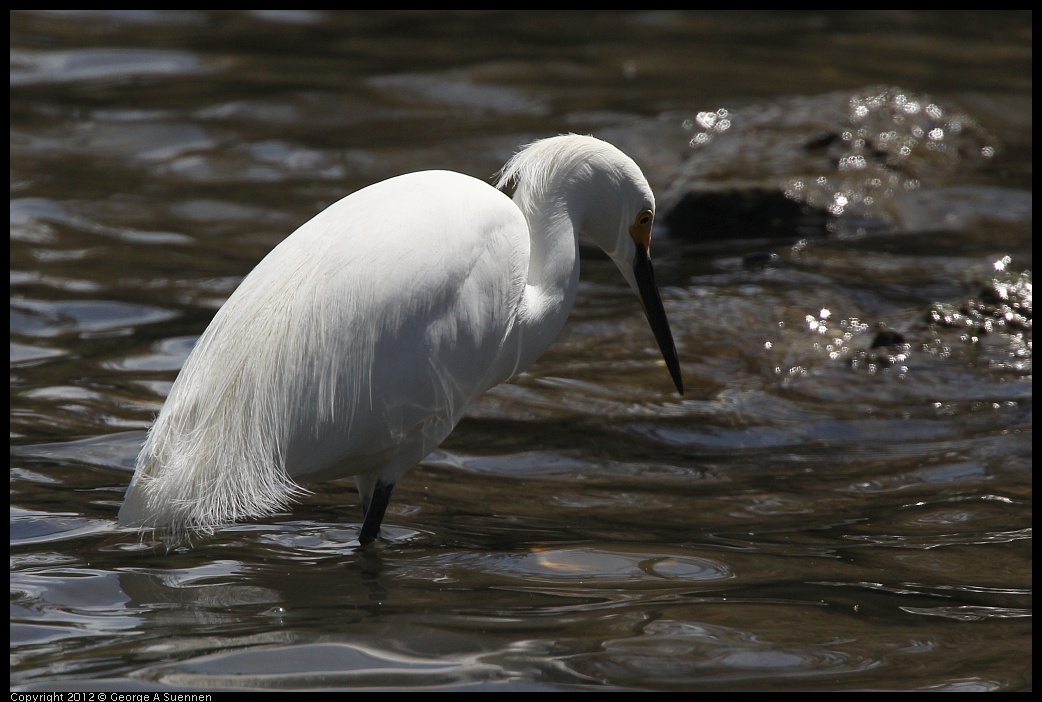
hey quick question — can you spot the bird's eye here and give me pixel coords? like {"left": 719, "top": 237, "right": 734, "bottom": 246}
{"left": 636, "top": 210, "right": 653, "bottom": 227}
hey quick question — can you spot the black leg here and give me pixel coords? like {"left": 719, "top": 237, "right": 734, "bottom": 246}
{"left": 358, "top": 480, "right": 395, "bottom": 546}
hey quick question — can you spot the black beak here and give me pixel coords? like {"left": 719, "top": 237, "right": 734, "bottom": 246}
{"left": 633, "top": 246, "right": 683, "bottom": 395}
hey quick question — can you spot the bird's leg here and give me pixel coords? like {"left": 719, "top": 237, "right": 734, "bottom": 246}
{"left": 358, "top": 480, "right": 396, "bottom": 546}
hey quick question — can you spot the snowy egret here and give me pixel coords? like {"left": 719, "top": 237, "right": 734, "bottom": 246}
{"left": 118, "top": 134, "right": 683, "bottom": 546}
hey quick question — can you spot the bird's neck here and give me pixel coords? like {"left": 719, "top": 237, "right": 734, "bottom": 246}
{"left": 512, "top": 196, "right": 582, "bottom": 372}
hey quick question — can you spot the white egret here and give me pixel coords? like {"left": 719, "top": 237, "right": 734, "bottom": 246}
{"left": 118, "top": 134, "right": 683, "bottom": 546}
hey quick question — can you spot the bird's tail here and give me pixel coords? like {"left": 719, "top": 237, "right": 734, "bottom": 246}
{"left": 118, "top": 443, "right": 307, "bottom": 545}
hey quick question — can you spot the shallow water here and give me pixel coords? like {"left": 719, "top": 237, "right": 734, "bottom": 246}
{"left": 10, "top": 10, "right": 1031, "bottom": 691}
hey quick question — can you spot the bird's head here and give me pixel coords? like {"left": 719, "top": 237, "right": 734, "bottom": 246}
{"left": 498, "top": 134, "right": 683, "bottom": 395}
{"left": 573, "top": 143, "right": 684, "bottom": 396}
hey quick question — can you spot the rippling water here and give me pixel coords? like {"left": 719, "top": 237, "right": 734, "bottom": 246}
{"left": 11, "top": 11, "right": 1031, "bottom": 691}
